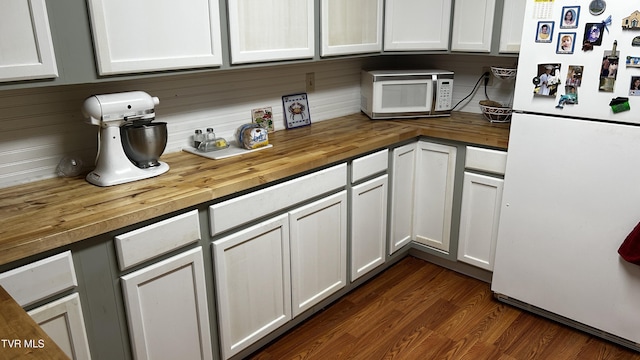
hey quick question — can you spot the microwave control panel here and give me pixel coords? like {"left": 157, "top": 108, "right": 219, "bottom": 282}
{"left": 435, "top": 79, "right": 453, "bottom": 111}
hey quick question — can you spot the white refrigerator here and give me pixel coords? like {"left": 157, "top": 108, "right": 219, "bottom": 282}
{"left": 491, "top": 0, "right": 640, "bottom": 350}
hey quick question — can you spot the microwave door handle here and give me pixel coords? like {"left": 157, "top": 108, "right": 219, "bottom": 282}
{"left": 431, "top": 75, "right": 438, "bottom": 113}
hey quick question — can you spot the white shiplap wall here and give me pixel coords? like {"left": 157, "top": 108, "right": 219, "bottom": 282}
{"left": 0, "top": 59, "right": 364, "bottom": 188}
{"left": 0, "top": 55, "right": 515, "bottom": 188}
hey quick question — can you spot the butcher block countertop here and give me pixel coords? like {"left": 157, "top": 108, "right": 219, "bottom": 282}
{"left": 0, "top": 112, "right": 509, "bottom": 267}
{"left": 0, "top": 286, "right": 68, "bottom": 359}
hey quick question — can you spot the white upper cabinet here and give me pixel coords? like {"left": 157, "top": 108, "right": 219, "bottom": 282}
{"left": 87, "top": 0, "right": 223, "bottom": 75}
{"left": 451, "top": 0, "right": 496, "bottom": 52}
{"left": 499, "top": 0, "right": 526, "bottom": 53}
{"left": 383, "top": 0, "right": 451, "bottom": 51}
{"left": 228, "top": 0, "right": 314, "bottom": 64}
{"left": 321, "top": 0, "right": 383, "bottom": 56}
{"left": 0, "top": 0, "right": 58, "bottom": 82}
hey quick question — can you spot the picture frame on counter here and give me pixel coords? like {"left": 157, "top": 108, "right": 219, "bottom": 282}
{"left": 252, "top": 106, "right": 274, "bottom": 132}
{"left": 282, "top": 93, "right": 311, "bottom": 129}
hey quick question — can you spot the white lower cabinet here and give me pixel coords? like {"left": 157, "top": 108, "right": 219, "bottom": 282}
{"left": 389, "top": 143, "right": 417, "bottom": 254}
{"left": 213, "top": 191, "right": 347, "bottom": 359}
{"left": 457, "top": 172, "right": 504, "bottom": 270}
{"left": 290, "top": 192, "right": 347, "bottom": 316}
{"left": 213, "top": 214, "right": 291, "bottom": 360}
{"left": 351, "top": 175, "right": 388, "bottom": 281}
{"left": 28, "top": 293, "right": 92, "bottom": 360}
{"left": 413, "top": 141, "right": 457, "bottom": 253}
{"left": 121, "top": 247, "right": 213, "bottom": 360}
{"left": 457, "top": 146, "right": 507, "bottom": 271}
{"left": 0, "top": 251, "right": 92, "bottom": 360}
{"left": 390, "top": 140, "right": 458, "bottom": 255}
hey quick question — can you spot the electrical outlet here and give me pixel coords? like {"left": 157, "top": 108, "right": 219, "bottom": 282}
{"left": 306, "top": 72, "right": 315, "bottom": 92}
{"left": 482, "top": 67, "right": 493, "bottom": 86}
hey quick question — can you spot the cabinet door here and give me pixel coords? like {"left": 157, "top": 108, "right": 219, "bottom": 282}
{"left": 383, "top": 0, "right": 452, "bottom": 51}
{"left": 212, "top": 214, "right": 291, "bottom": 360}
{"left": 389, "top": 143, "right": 417, "bottom": 254}
{"left": 28, "top": 293, "right": 91, "bottom": 360}
{"left": 450, "top": 0, "right": 496, "bottom": 52}
{"left": 321, "top": 0, "right": 383, "bottom": 56}
{"left": 457, "top": 172, "right": 503, "bottom": 271}
{"left": 87, "top": 0, "right": 223, "bottom": 75}
{"left": 228, "top": 0, "right": 314, "bottom": 64}
{"left": 499, "top": 0, "right": 526, "bottom": 53}
{"left": 413, "top": 141, "right": 457, "bottom": 253}
{"left": 0, "top": 251, "right": 77, "bottom": 308}
{"left": 289, "top": 191, "right": 347, "bottom": 317}
{"left": 0, "top": 0, "right": 58, "bottom": 82}
{"left": 351, "top": 176, "right": 388, "bottom": 281}
{"left": 121, "top": 247, "right": 213, "bottom": 360}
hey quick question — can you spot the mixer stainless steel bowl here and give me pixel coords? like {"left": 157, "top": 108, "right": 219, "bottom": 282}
{"left": 120, "top": 122, "right": 168, "bottom": 168}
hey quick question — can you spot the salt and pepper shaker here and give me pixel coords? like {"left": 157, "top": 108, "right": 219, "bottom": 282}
{"left": 194, "top": 129, "right": 205, "bottom": 148}
{"left": 206, "top": 128, "right": 216, "bottom": 141}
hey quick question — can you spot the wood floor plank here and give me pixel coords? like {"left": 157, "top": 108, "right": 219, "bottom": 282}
{"left": 249, "top": 257, "right": 640, "bottom": 360}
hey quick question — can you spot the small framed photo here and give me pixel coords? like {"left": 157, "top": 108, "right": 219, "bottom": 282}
{"left": 536, "top": 21, "right": 554, "bottom": 43}
{"left": 561, "top": 6, "right": 579, "bottom": 29}
{"left": 557, "top": 32, "right": 576, "bottom": 54}
{"left": 584, "top": 23, "right": 604, "bottom": 46}
{"left": 629, "top": 76, "right": 640, "bottom": 96}
{"left": 282, "top": 93, "right": 311, "bottom": 129}
{"left": 251, "top": 106, "right": 274, "bottom": 132}
{"left": 565, "top": 65, "right": 583, "bottom": 87}
{"left": 630, "top": 76, "right": 640, "bottom": 96}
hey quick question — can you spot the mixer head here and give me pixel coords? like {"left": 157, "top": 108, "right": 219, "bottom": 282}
{"left": 82, "top": 91, "right": 160, "bottom": 127}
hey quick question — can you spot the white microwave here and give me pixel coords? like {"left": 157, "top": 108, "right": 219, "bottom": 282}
{"left": 360, "top": 70, "right": 454, "bottom": 119}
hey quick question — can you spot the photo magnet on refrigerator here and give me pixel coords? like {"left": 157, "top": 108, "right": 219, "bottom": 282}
{"left": 533, "top": 64, "right": 561, "bottom": 97}
{"left": 561, "top": 6, "right": 580, "bottom": 29}
{"left": 600, "top": 41, "right": 619, "bottom": 92}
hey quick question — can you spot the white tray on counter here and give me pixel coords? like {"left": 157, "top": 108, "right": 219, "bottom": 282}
{"left": 182, "top": 141, "right": 272, "bottom": 160}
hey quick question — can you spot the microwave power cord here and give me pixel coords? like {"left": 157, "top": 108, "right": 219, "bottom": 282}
{"left": 451, "top": 72, "right": 490, "bottom": 111}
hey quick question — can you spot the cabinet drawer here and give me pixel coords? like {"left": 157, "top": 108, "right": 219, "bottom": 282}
{"left": 465, "top": 146, "right": 507, "bottom": 175}
{"left": 210, "top": 163, "right": 347, "bottom": 235}
{"left": 0, "top": 251, "right": 77, "bottom": 307}
{"left": 115, "top": 210, "right": 201, "bottom": 271}
{"left": 351, "top": 149, "right": 388, "bottom": 183}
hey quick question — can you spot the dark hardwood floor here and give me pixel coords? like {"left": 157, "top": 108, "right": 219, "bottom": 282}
{"left": 249, "top": 256, "right": 640, "bottom": 360}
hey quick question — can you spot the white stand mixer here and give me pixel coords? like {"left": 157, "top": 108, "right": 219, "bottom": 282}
{"left": 82, "top": 91, "right": 170, "bottom": 186}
